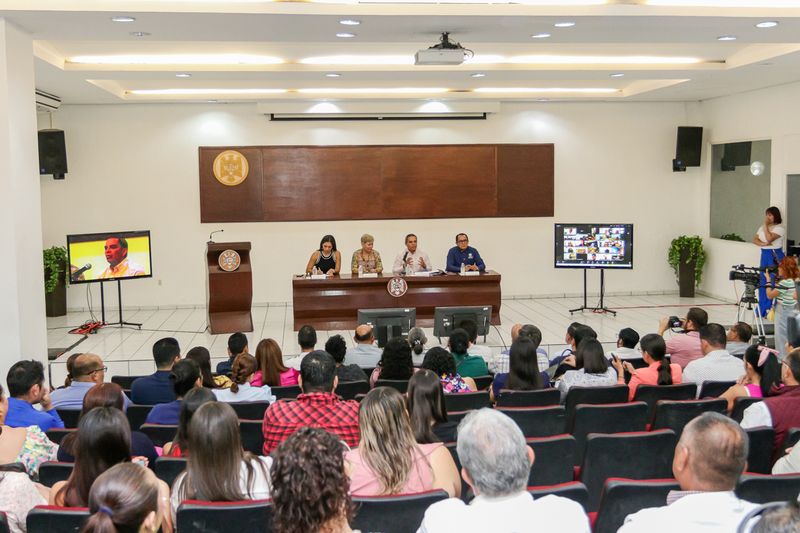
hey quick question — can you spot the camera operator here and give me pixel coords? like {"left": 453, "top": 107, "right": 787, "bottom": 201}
{"left": 765, "top": 257, "right": 799, "bottom": 357}
{"left": 658, "top": 307, "right": 708, "bottom": 369}
{"left": 753, "top": 206, "right": 786, "bottom": 317}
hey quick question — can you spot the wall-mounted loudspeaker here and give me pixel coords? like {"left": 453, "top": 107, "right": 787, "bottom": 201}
{"left": 674, "top": 126, "right": 703, "bottom": 172}
{"left": 38, "top": 129, "right": 67, "bottom": 179}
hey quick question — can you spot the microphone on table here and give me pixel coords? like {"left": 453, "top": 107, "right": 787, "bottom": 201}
{"left": 208, "top": 229, "right": 224, "bottom": 244}
{"left": 72, "top": 264, "right": 91, "bottom": 280}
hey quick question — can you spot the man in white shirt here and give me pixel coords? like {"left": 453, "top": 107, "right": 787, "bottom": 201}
{"left": 392, "top": 233, "right": 432, "bottom": 275}
{"left": 418, "top": 408, "right": 589, "bottom": 533}
{"left": 683, "top": 323, "right": 744, "bottom": 393}
{"left": 284, "top": 325, "right": 317, "bottom": 370}
{"left": 726, "top": 322, "right": 753, "bottom": 357}
{"left": 491, "top": 323, "right": 550, "bottom": 373}
{"left": 608, "top": 328, "right": 642, "bottom": 360}
{"left": 345, "top": 324, "right": 383, "bottom": 368}
{"left": 619, "top": 412, "right": 757, "bottom": 533}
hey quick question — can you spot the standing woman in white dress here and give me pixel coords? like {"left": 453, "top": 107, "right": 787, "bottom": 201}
{"left": 753, "top": 206, "right": 786, "bottom": 318}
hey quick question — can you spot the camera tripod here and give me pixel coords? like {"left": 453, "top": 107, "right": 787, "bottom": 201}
{"left": 736, "top": 281, "right": 766, "bottom": 345}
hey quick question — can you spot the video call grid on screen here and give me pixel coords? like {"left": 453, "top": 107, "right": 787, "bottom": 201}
{"left": 554, "top": 224, "right": 633, "bottom": 269}
{"left": 67, "top": 230, "right": 153, "bottom": 283}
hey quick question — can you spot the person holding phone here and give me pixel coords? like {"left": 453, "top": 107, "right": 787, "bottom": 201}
{"left": 611, "top": 334, "right": 682, "bottom": 401}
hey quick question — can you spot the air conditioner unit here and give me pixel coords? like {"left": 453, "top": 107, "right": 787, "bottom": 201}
{"left": 257, "top": 101, "right": 499, "bottom": 121}
{"left": 35, "top": 89, "right": 61, "bottom": 112}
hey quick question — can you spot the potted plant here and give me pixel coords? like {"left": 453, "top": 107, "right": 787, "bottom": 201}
{"left": 43, "top": 245, "right": 68, "bottom": 317}
{"left": 668, "top": 236, "right": 706, "bottom": 297}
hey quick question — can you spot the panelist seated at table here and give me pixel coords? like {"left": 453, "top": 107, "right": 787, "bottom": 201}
{"left": 446, "top": 233, "right": 486, "bottom": 273}
{"left": 305, "top": 234, "right": 341, "bottom": 276}
{"left": 392, "top": 233, "right": 432, "bottom": 275}
{"left": 351, "top": 233, "right": 383, "bottom": 274}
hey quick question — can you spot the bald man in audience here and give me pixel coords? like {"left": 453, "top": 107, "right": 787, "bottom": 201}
{"left": 345, "top": 325, "right": 383, "bottom": 368}
{"left": 490, "top": 323, "right": 549, "bottom": 374}
{"left": 619, "top": 412, "right": 757, "bottom": 532}
{"left": 50, "top": 353, "right": 130, "bottom": 410}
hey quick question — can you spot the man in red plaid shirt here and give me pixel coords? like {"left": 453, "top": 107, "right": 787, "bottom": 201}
{"left": 262, "top": 350, "right": 360, "bottom": 454}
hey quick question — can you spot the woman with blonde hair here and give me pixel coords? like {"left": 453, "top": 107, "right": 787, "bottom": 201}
{"left": 351, "top": 234, "right": 383, "bottom": 274}
{"left": 212, "top": 354, "right": 274, "bottom": 403}
{"left": 346, "top": 387, "right": 460, "bottom": 497}
{"left": 252, "top": 339, "right": 299, "bottom": 387}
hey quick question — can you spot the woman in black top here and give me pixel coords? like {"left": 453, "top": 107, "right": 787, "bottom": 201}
{"left": 305, "top": 235, "right": 341, "bottom": 275}
{"left": 407, "top": 369, "right": 458, "bottom": 443}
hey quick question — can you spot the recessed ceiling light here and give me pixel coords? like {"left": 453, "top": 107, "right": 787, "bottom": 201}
{"left": 531, "top": 33, "right": 552, "bottom": 39}
{"left": 717, "top": 35, "right": 737, "bottom": 41}
{"left": 610, "top": 73, "right": 625, "bottom": 77}
{"left": 339, "top": 19, "right": 361, "bottom": 26}
{"left": 175, "top": 73, "right": 192, "bottom": 78}
{"left": 554, "top": 22, "right": 576, "bottom": 28}
{"left": 111, "top": 16, "right": 136, "bottom": 23}
{"left": 207, "top": 100, "right": 218, "bottom": 103}
{"left": 336, "top": 32, "right": 356, "bottom": 38}
{"left": 325, "top": 73, "right": 341, "bottom": 77}
{"left": 471, "top": 73, "right": 486, "bottom": 78}
{"left": 756, "top": 21, "right": 779, "bottom": 29}
{"left": 130, "top": 31, "right": 151, "bottom": 37}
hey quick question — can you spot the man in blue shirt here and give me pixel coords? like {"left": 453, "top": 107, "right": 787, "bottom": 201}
{"left": 5, "top": 360, "right": 64, "bottom": 432}
{"left": 50, "top": 353, "right": 131, "bottom": 410}
{"left": 144, "top": 359, "right": 201, "bottom": 425}
{"left": 131, "top": 337, "right": 181, "bottom": 405}
{"left": 215, "top": 332, "right": 248, "bottom": 376}
{"left": 446, "top": 233, "right": 486, "bottom": 273}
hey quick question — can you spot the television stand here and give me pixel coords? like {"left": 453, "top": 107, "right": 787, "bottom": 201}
{"left": 100, "top": 279, "right": 142, "bottom": 329}
{"left": 569, "top": 269, "right": 616, "bottom": 316}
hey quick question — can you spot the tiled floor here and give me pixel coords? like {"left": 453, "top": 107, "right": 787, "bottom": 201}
{"left": 46, "top": 294, "right": 740, "bottom": 386}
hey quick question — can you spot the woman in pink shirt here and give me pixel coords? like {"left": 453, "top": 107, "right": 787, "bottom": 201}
{"left": 720, "top": 345, "right": 782, "bottom": 411}
{"left": 252, "top": 338, "right": 299, "bottom": 387}
{"left": 612, "top": 334, "right": 682, "bottom": 401}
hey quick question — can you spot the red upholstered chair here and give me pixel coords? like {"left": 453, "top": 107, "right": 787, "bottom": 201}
{"left": 139, "top": 424, "right": 178, "bottom": 447}
{"left": 176, "top": 499, "right": 273, "bottom": 533}
{"left": 229, "top": 401, "right": 270, "bottom": 420}
{"left": 569, "top": 402, "right": 649, "bottom": 465}
{"left": 351, "top": 490, "right": 449, "bottom": 533}
{"left": 26, "top": 506, "right": 90, "bottom": 533}
{"left": 527, "top": 435, "right": 577, "bottom": 486}
{"left": 154, "top": 457, "right": 187, "bottom": 487}
{"left": 736, "top": 473, "right": 800, "bottom": 504}
{"left": 650, "top": 398, "right": 727, "bottom": 438}
{"left": 527, "top": 481, "right": 589, "bottom": 510}
{"left": 632, "top": 384, "right": 697, "bottom": 421}
{"left": 592, "top": 478, "right": 680, "bottom": 533}
{"left": 38, "top": 462, "right": 74, "bottom": 488}
{"left": 564, "top": 385, "right": 629, "bottom": 428}
{"left": 745, "top": 427, "right": 776, "bottom": 474}
{"left": 495, "top": 388, "right": 560, "bottom": 408}
{"left": 444, "top": 391, "right": 491, "bottom": 412}
{"left": 494, "top": 406, "right": 566, "bottom": 438}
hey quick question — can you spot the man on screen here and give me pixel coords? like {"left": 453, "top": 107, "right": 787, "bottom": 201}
{"left": 446, "top": 233, "right": 485, "bottom": 273}
{"left": 100, "top": 236, "right": 146, "bottom": 279}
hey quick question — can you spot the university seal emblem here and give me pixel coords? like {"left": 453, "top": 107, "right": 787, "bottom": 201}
{"left": 213, "top": 150, "right": 249, "bottom": 186}
{"left": 218, "top": 249, "right": 241, "bottom": 272}
{"left": 387, "top": 277, "right": 408, "bottom": 298}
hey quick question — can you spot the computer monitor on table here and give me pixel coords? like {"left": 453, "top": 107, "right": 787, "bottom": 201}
{"left": 433, "top": 306, "right": 492, "bottom": 342}
{"left": 356, "top": 308, "right": 417, "bottom": 348}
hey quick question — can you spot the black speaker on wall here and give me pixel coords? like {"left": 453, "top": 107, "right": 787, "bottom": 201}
{"left": 675, "top": 126, "right": 703, "bottom": 170}
{"left": 38, "top": 129, "right": 67, "bottom": 179}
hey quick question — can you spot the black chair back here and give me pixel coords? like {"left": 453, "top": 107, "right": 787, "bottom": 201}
{"left": 495, "top": 406, "right": 566, "bottom": 438}
{"left": 45, "top": 428, "right": 76, "bottom": 445}
{"left": 495, "top": 388, "right": 560, "bottom": 408}
{"left": 351, "top": 490, "right": 449, "bottom": 533}
{"left": 375, "top": 379, "right": 409, "bottom": 394}
{"left": 240, "top": 420, "right": 265, "bottom": 455}
{"left": 126, "top": 404, "right": 154, "bottom": 431}
{"left": 731, "top": 397, "right": 763, "bottom": 423}
{"left": 698, "top": 380, "right": 737, "bottom": 399}
{"left": 472, "top": 375, "right": 493, "bottom": 390}
{"left": 444, "top": 391, "right": 491, "bottom": 412}
{"left": 38, "top": 462, "right": 74, "bottom": 488}
{"left": 154, "top": 457, "right": 187, "bottom": 487}
{"left": 176, "top": 500, "right": 273, "bottom": 533}
{"left": 564, "top": 385, "right": 629, "bottom": 427}
{"left": 55, "top": 409, "right": 80, "bottom": 429}
{"left": 570, "top": 402, "right": 649, "bottom": 465}
{"left": 271, "top": 385, "right": 301, "bottom": 400}
{"left": 737, "top": 474, "right": 800, "bottom": 504}
{"left": 445, "top": 443, "right": 471, "bottom": 501}
{"left": 746, "top": 427, "right": 776, "bottom": 474}
{"left": 651, "top": 398, "right": 728, "bottom": 439}
{"left": 633, "top": 383, "right": 697, "bottom": 420}
{"left": 229, "top": 401, "right": 270, "bottom": 420}
{"left": 139, "top": 424, "right": 178, "bottom": 447}
{"left": 594, "top": 479, "right": 680, "bottom": 533}
{"left": 336, "top": 381, "right": 370, "bottom": 401}
{"left": 778, "top": 427, "right": 800, "bottom": 458}
{"left": 27, "top": 506, "right": 89, "bottom": 532}
{"left": 111, "top": 375, "right": 145, "bottom": 389}
{"left": 0, "top": 512, "right": 9, "bottom": 533}
{"left": 527, "top": 482, "right": 589, "bottom": 511}
{"left": 527, "top": 435, "right": 577, "bottom": 486}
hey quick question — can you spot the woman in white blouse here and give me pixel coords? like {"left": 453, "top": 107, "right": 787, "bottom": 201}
{"left": 556, "top": 338, "right": 617, "bottom": 402}
{"left": 212, "top": 354, "right": 275, "bottom": 404}
{"left": 753, "top": 206, "right": 786, "bottom": 317}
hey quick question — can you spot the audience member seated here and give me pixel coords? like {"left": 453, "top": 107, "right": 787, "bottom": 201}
{"left": 325, "top": 335, "right": 368, "bottom": 383}
{"left": 491, "top": 338, "right": 546, "bottom": 402}
{"left": 284, "top": 324, "right": 317, "bottom": 370}
{"left": 551, "top": 324, "right": 598, "bottom": 373}
{"left": 448, "top": 328, "right": 489, "bottom": 379}
{"left": 608, "top": 327, "right": 642, "bottom": 360}
{"left": 619, "top": 412, "right": 757, "bottom": 532}
{"left": 726, "top": 322, "right": 754, "bottom": 357}
{"left": 271, "top": 427, "right": 355, "bottom": 533}
{"left": 58, "top": 353, "right": 80, "bottom": 389}
{"left": 550, "top": 322, "right": 584, "bottom": 365}
{"left": 741, "top": 348, "right": 800, "bottom": 449}
{"left": 0, "top": 464, "right": 47, "bottom": 533}
{"left": 171, "top": 402, "right": 271, "bottom": 519}
{"left": 752, "top": 501, "right": 800, "bottom": 532}
{"left": 683, "top": 323, "right": 744, "bottom": 388}
{"left": 421, "top": 347, "right": 476, "bottom": 393}
{"left": 408, "top": 327, "right": 429, "bottom": 365}
{"left": 213, "top": 354, "right": 275, "bottom": 403}
{"left": 162, "top": 387, "right": 217, "bottom": 457}
{"left": 658, "top": 307, "right": 708, "bottom": 369}
{"left": 82, "top": 463, "right": 169, "bottom": 533}
{"left": 51, "top": 353, "right": 130, "bottom": 410}
{"left": 145, "top": 359, "right": 201, "bottom": 425}
{"left": 461, "top": 319, "right": 492, "bottom": 363}
{"left": 612, "top": 334, "right": 681, "bottom": 401}
{"left": 556, "top": 338, "right": 617, "bottom": 401}
{"left": 215, "top": 332, "right": 248, "bottom": 376}
{"left": 186, "top": 346, "right": 231, "bottom": 389}
{"left": 51, "top": 407, "right": 132, "bottom": 507}
{"left": 262, "top": 351, "right": 360, "bottom": 455}
{"left": 407, "top": 370, "right": 458, "bottom": 444}
{"left": 0, "top": 383, "right": 57, "bottom": 478}
{"left": 346, "top": 325, "right": 383, "bottom": 368}
{"left": 346, "top": 387, "right": 460, "bottom": 497}
{"left": 252, "top": 338, "right": 299, "bottom": 387}
{"left": 4, "top": 359, "right": 63, "bottom": 432}
{"left": 720, "top": 345, "right": 781, "bottom": 411}
{"left": 491, "top": 324, "right": 549, "bottom": 374}
{"left": 418, "top": 408, "right": 590, "bottom": 532}
{"left": 369, "top": 337, "right": 417, "bottom": 387}
{"left": 58, "top": 383, "right": 157, "bottom": 467}
{"left": 131, "top": 337, "right": 182, "bottom": 405}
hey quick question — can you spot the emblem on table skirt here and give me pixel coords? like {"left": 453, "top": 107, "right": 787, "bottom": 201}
{"left": 218, "top": 249, "right": 241, "bottom": 272}
{"left": 387, "top": 277, "right": 408, "bottom": 297}
{"left": 213, "top": 150, "right": 249, "bottom": 186}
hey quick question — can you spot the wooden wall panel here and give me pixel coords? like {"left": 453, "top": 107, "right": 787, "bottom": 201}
{"left": 199, "top": 144, "right": 553, "bottom": 222}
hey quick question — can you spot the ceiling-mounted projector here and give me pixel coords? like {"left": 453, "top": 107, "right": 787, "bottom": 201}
{"left": 415, "top": 32, "right": 472, "bottom": 66}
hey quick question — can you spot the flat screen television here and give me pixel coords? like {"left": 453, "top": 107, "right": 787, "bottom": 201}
{"left": 433, "top": 305, "right": 492, "bottom": 341}
{"left": 356, "top": 307, "right": 416, "bottom": 348}
{"left": 67, "top": 230, "right": 153, "bottom": 283}
{"left": 554, "top": 223, "right": 633, "bottom": 269}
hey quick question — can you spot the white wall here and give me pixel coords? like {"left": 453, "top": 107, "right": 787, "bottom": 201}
{"left": 39, "top": 100, "right": 707, "bottom": 312}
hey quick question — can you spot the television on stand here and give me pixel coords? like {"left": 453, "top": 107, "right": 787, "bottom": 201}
{"left": 66, "top": 230, "right": 153, "bottom": 283}
{"left": 433, "top": 305, "right": 492, "bottom": 342}
{"left": 554, "top": 223, "right": 633, "bottom": 270}
{"left": 356, "top": 308, "right": 416, "bottom": 348}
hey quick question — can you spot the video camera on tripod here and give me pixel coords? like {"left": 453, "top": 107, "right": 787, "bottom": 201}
{"left": 729, "top": 264, "right": 777, "bottom": 285}
{"left": 729, "top": 264, "right": 777, "bottom": 344}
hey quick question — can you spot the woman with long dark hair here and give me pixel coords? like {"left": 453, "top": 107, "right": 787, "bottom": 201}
{"left": 612, "top": 334, "right": 682, "bottom": 401}
{"left": 448, "top": 328, "right": 489, "bottom": 378}
{"left": 161, "top": 387, "right": 217, "bottom": 457}
{"left": 369, "top": 337, "right": 416, "bottom": 387}
{"left": 556, "top": 338, "right": 616, "bottom": 401}
{"left": 720, "top": 345, "right": 782, "bottom": 411}
{"left": 754, "top": 206, "right": 786, "bottom": 317}
{"left": 252, "top": 338, "right": 299, "bottom": 387}
{"left": 491, "top": 338, "right": 545, "bottom": 401}
{"left": 406, "top": 369, "right": 457, "bottom": 444}
{"left": 305, "top": 234, "right": 341, "bottom": 276}
{"left": 185, "top": 346, "right": 231, "bottom": 389}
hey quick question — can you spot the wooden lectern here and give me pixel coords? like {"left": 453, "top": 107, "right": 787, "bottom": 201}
{"left": 206, "top": 242, "right": 253, "bottom": 334}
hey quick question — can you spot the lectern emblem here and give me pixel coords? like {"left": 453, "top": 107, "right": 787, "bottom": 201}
{"left": 218, "top": 249, "right": 241, "bottom": 272}
{"left": 213, "top": 150, "right": 249, "bottom": 186}
{"left": 387, "top": 277, "right": 408, "bottom": 298}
